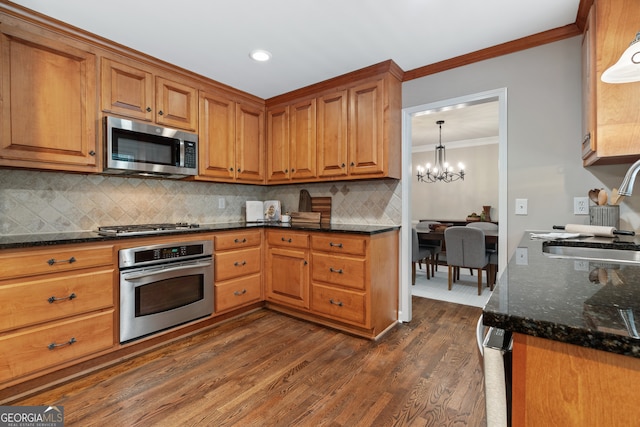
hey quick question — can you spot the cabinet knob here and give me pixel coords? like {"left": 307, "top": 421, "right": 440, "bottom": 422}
{"left": 158, "top": 110, "right": 164, "bottom": 116}
{"left": 229, "top": 167, "right": 234, "bottom": 171}
{"left": 291, "top": 168, "right": 295, "bottom": 172}
{"left": 285, "top": 169, "right": 288, "bottom": 173}
{"left": 350, "top": 162, "right": 355, "bottom": 167}
{"left": 146, "top": 107, "right": 152, "bottom": 112}
{"left": 89, "top": 150, "right": 96, "bottom": 156}
{"left": 341, "top": 163, "right": 346, "bottom": 168}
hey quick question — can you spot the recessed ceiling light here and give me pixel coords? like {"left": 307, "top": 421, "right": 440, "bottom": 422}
{"left": 249, "top": 49, "right": 272, "bottom": 62}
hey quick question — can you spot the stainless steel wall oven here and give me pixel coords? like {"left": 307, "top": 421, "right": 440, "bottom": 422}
{"left": 119, "top": 240, "right": 214, "bottom": 343}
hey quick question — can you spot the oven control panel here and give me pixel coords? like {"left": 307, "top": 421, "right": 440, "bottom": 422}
{"left": 119, "top": 240, "right": 213, "bottom": 268}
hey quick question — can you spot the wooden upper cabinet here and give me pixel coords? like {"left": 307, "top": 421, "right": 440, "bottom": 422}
{"left": 199, "top": 91, "right": 236, "bottom": 181}
{"left": 266, "top": 105, "right": 290, "bottom": 182}
{"left": 582, "top": 0, "right": 640, "bottom": 165}
{"left": 317, "top": 90, "right": 349, "bottom": 178}
{"left": 268, "top": 61, "right": 402, "bottom": 184}
{"left": 348, "top": 79, "right": 385, "bottom": 176}
{"left": 101, "top": 58, "right": 153, "bottom": 121}
{"left": 290, "top": 98, "right": 317, "bottom": 180}
{"left": 198, "top": 90, "right": 265, "bottom": 184}
{"left": 235, "top": 101, "right": 265, "bottom": 183}
{"left": 0, "top": 25, "right": 98, "bottom": 172}
{"left": 155, "top": 77, "right": 197, "bottom": 131}
{"left": 101, "top": 58, "right": 197, "bottom": 131}
{"left": 267, "top": 98, "right": 317, "bottom": 183}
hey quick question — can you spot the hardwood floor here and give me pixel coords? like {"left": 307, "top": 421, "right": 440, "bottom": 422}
{"left": 13, "top": 297, "right": 486, "bottom": 426}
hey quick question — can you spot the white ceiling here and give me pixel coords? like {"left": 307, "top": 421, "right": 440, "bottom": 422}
{"left": 10, "top": 0, "right": 580, "bottom": 100}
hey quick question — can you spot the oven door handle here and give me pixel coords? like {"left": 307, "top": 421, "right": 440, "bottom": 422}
{"left": 122, "top": 260, "right": 212, "bottom": 281}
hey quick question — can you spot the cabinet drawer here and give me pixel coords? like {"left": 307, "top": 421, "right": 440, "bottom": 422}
{"left": 0, "top": 268, "right": 114, "bottom": 333}
{"left": 312, "top": 253, "right": 366, "bottom": 290}
{"left": 0, "top": 245, "right": 113, "bottom": 280}
{"left": 0, "top": 310, "right": 114, "bottom": 383}
{"left": 215, "top": 247, "right": 261, "bottom": 281}
{"left": 311, "top": 284, "right": 366, "bottom": 326}
{"left": 311, "top": 234, "right": 366, "bottom": 256}
{"left": 214, "top": 230, "right": 262, "bottom": 250}
{"left": 215, "top": 274, "right": 262, "bottom": 312}
{"left": 267, "top": 231, "right": 309, "bottom": 249}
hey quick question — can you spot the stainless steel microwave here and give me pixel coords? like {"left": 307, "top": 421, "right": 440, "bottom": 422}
{"left": 104, "top": 116, "right": 198, "bottom": 179}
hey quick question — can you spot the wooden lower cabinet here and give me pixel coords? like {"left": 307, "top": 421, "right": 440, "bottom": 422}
{"left": 0, "top": 311, "right": 114, "bottom": 384}
{"left": 512, "top": 333, "right": 640, "bottom": 426}
{"left": 265, "top": 230, "right": 310, "bottom": 309}
{"left": 214, "top": 230, "right": 263, "bottom": 313}
{"left": 266, "top": 229, "right": 398, "bottom": 339}
{"left": 0, "top": 243, "right": 116, "bottom": 389}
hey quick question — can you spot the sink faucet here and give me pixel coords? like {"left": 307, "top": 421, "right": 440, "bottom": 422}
{"left": 618, "top": 159, "right": 640, "bottom": 196}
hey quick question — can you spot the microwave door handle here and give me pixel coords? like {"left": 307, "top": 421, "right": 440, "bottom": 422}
{"left": 122, "top": 260, "right": 212, "bottom": 281}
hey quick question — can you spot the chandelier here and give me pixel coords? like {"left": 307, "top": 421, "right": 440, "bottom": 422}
{"left": 416, "top": 120, "right": 465, "bottom": 183}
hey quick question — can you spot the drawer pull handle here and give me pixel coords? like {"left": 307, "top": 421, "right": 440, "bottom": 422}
{"left": 234, "top": 238, "right": 247, "bottom": 244}
{"left": 47, "top": 256, "right": 76, "bottom": 266}
{"left": 234, "top": 289, "right": 247, "bottom": 296}
{"left": 281, "top": 237, "right": 292, "bottom": 243}
{"left": 329, "top": 242, "right": 343, "bottom": 248}
{"left": 48, "top": 337, "right": 77, "bottom": 350}
{"left": 48, "top": 292, "right": 77, "bottom": 304}
{"left": 234, "top": 261, "right": 247, "bottom": 267}
{"left": 329, "top": 267, "right": 343, "bottom": 274}
{"left": 329, "top": 299, "right": 344, "bottom": 307}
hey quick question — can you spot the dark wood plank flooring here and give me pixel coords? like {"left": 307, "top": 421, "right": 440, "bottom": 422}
{"left": 13, "top": 297, "right": 486, "bottom": 426}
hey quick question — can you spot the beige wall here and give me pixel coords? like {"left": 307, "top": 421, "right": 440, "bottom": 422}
{"left": 403, "top": 35, "right": 640, "bottom": 258}
{"left": 412, "top": 143, "right": 499, "bottom": 222}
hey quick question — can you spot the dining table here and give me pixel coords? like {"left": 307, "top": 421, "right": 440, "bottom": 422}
{"left": 417, "top": 229, "right": 498, "bottom": 245}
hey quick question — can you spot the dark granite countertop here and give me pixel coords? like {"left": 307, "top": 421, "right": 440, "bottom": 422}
{"left": 0, "top": 222, "right": 400, "bottom": 250}
{"left": 483, "top": 231, "right": 640, "bottom": 358}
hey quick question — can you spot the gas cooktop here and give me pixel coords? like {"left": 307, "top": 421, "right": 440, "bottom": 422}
{"left": 97, "top": 223, "right": 201, "bottom": 236}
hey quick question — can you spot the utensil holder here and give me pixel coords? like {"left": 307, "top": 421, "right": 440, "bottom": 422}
{"left": 589, "top": 205, "right": 619, "bottom": 229}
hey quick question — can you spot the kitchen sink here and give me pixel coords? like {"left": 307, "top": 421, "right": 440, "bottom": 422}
{"left": 542, "top": 243, "right": 640, "bottom": 264}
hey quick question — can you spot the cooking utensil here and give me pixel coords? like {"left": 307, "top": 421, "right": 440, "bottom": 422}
{"left": 598, "top": 189, "right": 608, "bottom": 206}
{"left": 588, "top": 188, "right": 601, "bottom": 204}
{"left": 553, "top": 224, "right": 635, "bottom": 236}
{"left": 611, "top": 188, "right": 624, "bottom": 205}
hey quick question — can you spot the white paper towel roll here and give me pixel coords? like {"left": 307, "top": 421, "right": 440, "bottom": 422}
{"left": 563, "top": 224, "right": 616, "bottom": 237}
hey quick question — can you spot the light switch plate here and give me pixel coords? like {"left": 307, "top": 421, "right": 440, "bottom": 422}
{"left": 515, "top": 198, "right": 528, "bottom": 215}
{"left": 218, "top": 197, "right": 225, "bottom": 209}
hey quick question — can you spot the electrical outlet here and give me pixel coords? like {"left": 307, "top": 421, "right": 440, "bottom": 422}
{"left": 218, "top": 197, "right": 225, "bottom": 209}
{"left": 574, "top": 197, "right": 589, "bottom": 215}
{"left": 515, "top": 247, "right": 528, "bottom": 265}
{"left": 515, "top": 198, "right": 528, "bottom": 215}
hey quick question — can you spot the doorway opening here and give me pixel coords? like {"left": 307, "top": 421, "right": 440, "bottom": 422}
{"left": 399, "top": 88, "right": 508, "bottom": 322}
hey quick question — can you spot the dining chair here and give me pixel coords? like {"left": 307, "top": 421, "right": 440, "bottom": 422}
{"left": 467, "top": 222, "right": 498, "bottom": 284}
{"left": 412, "top": 228, "right": 432, "bottom": 285}
{"left": 415, "top": 222, "right": 442, "bottom": 279}
{"left": 444, "top": 226, "right": 495, "bottom": 295}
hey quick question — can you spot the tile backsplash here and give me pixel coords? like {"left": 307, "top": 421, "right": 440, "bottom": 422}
{"left": 0, "top": 170, "right": 401, "bottom": 235}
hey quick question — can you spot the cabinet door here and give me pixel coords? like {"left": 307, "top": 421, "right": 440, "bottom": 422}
{"left": 101, "top": 58, "right": 153, "bottom": 121}
{"left": 266, "top": 247, "right": 309, "bottom": 309}
{"left": 266, "top": 105, "right": 290, "bottom": 182}
{"left": 0, "top": 27, "right": 97, "bottom": 172}
{"left": 349, "top": 79, "right": 385, "bottom": 176}
{"left": 199, "top": 91, "right": 236, "bottom": 180}
{"left": 290, "top": 98, "right": 317, "bottom": 180}
{"left": 317, "top": 90, "right": 348, "bottom": 178}
{"left": 156, "top": 77, "right": 197, "bottom": 131}
{"left": 235, "top": 101, "right": 265, "bottom": 183}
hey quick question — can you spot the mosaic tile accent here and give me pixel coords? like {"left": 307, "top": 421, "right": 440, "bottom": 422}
{"left": 0, "top": 170, "right": 401, "bottom": 235}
